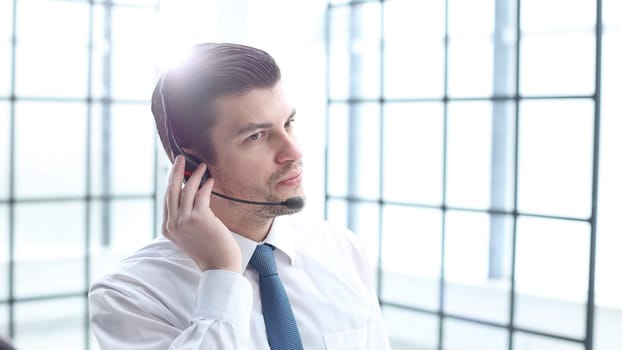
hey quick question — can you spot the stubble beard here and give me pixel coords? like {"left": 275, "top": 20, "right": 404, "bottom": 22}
{"left": 221, "top": 161, "right": 305, "bottom": 220}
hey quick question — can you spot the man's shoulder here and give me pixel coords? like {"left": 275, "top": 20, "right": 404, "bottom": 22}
{"left": 90, "top": 237, "right": 198, "bottom": 293}
{"left": 116, "top": 237, "right": 191, "bottom": 270}
{"left": 88, "top": 237, "right": 199, "bottom": 325}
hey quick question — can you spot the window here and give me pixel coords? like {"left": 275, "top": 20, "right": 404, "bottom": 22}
{"left": 325, "top": 0, "right": 622, "bottom": 349}
{"left": 0, "top": 1, "right": 160, "bottom": 348}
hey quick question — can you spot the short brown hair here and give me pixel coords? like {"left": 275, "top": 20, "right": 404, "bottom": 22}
{"left": 151, "top": 43, "right": 281, "bottom": 163}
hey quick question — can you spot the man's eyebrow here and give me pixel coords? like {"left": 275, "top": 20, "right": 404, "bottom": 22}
{"left": 235, "top": 109, "right": 297, "bottom": 136}
{"left": 235, "top": 122, "right": 273, "bottom": 136}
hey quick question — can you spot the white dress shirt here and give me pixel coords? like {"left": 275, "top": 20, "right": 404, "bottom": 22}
{"left": 89, "top": 215, "right": 391, "bottom": 349}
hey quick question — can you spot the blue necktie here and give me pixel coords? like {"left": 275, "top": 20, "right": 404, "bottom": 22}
{"left": 249, "top": 244, "right": 304, "bottom": 350}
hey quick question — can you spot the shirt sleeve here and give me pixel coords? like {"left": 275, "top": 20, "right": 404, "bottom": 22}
{"left": 89, "top": 270, "right": 253, "bottom": 350}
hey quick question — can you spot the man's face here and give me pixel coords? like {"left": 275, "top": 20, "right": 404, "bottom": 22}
{"left": 206, "top": 82, "right": 305, "bottom": 218}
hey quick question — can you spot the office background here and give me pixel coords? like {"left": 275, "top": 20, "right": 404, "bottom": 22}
{"left": 0, "top": 0, "right": 621, "bottom": 349}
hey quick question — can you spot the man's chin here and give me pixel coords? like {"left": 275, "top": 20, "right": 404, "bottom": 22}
{"left": 259, "top": 193, "right": 305, "bottom": 217}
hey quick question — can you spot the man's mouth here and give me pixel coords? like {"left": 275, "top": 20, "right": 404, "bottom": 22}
{"left": 278, "top": 172, "right": 302, "bottom": 186}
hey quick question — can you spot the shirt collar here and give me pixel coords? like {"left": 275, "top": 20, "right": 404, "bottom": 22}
{"left": 232, "top": 216, "right": 297, "bottom": 271}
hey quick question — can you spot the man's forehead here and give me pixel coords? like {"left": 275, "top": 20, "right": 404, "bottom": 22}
{"left": 209, "top": 85, "right": 293, "bottom": 129}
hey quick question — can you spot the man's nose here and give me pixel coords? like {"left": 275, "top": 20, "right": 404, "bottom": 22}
{"left": 275, "top": 132, "right": 303, "bottom": 164}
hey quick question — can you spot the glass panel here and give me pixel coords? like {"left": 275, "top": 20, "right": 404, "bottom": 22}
{"left": 448, "top": 0, "right": 495, "bottom": 37}
{"left": 444, "top": 319, "right": 508, "bottom": 350}
{"left": 94, "top": 0, "right": 158, "bottom": 6}
{"left": 384, "top": 0, "right": 445, "bottom": 98}
{"left": 89, "top": 103, "right": 104, "bottom": 196}
{"left": 518, "top": 99, "right": 593, "bottom": 218}
{"left": 92, "top": 5, "right": 158, "bottom": 100}
{"left": 89, "top": 199, "right": 108, "bottom": 281}
{"left": 381, "top": 205, "right": 442, "bottom": 310}
{"left": 384, "top": 306, "right": 439, "bottom": 350}
{"left": 383, "top": 102, "right": 444, "bottom": 205}
{"left": 604, "top": 0, "right": 622, "bottom": 27}
{"left": 111, "top": 199, "right": 155, "bottom": 250}
{"left": 0, "top": 303, "right": 9, "bottom": 341}
{"left": 0, "top": 0, "right": 12, "bottom": 96}
{"left": 348, "top": 202, "right": 379, "bottom": 283}
{"left": 326, "top": 104, "right": 348, "bottom": 197}
{"left": 448, "top": 38, "right": 494, "bottom": 97}
{"left": 384, "top": 39, "right": 445, "bottom": 99}
{"left": 491, "top": 23, "right": 519, "bottom": 97}
{"left": 112, "top": 10, "right": 157, "bottom": 100}
{"left": 90, "top": 199, "right": 154, "bottom": 281}
{"left": 325, "top": 199, "right": 347, "bottom": 228}
{"left": 513, "top": 332, "right": 584, "bottom": 350}
{"left": 0, "top": 0, "right": 12, "bottom": 42}
{"left": 447, "top": 102, "right": 492, "bottom": 209}
{"left": 520, "top": 33, "right": 595, "bottom": 96}
{"left": 111, "top": 104, "right": 155, "bottom": 195}
{"left": 0, "top": 205, "right": 7, "bottom": 301}
{"left": 16, "top": 0, "right": 89, "bottom": 45}
{"left": 15, "top": 43, "right": 88, "bottom": 98}
{"left": 0, "top": 102, "right": 8, "bottom": 199}
{"left": 328, "top": 2, "right": 381, "bottom": 99}
{"left": 15, "top": 102, "right": 87, "bottom": 198}
{"left": 326, "top": 200, "right": 379, "bottom": 287}
{"left": 90, "top": 331, "right": 99, "bottom": 350}
{"left": 597, "top": 31, "right": 622, "bottom": 310}
{"left": 15, "top": 202, "right": 85, "bottom": 298}
{"left": 521, "top": 0, "right": 595, "bottom": 33}
{"left": 445, "top": 212, "right": 512, "bottom": 323}
{"left": 446, "top": 102, "right": 516, "bottom": 209}
{"left": 329, "top": 0, "right": 376, "bottom": 4}
{"left": 327, "top": 103, "right": 380, "bottom": 200}
{"left": 0, "top": 43, "right": 10, "bottom": 97}
{"left": 327, "top": 6, "right": 350, "bottom": 100}
{"left": 515, "top": 216, "right": 589, "bottom": 338}
{"left": 14, "top": 297, "right": 85, "bottom": 350}
{"left": 15, "top": 1, "right": 89, "bottom": 98}
{"left": 595, "top": 305, "right": 622, "bottom": 350}
{"left": 489, "top": 102, "right": 517, "bottom": 211}
{"left": 0, "top": 303, "right": 7, "bottom": 339}
{"left": 90, "top": 102, "right": 154, "bottom": 196}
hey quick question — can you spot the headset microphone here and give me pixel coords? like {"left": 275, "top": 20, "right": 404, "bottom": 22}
{"left": 161, "top": 74, "right": 305, "bottom": 210}
{"left": 211, "top": 191, "right": 305, "bottom": 210}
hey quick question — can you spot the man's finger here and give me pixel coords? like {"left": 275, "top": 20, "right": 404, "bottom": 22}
{"left": 194, "top": 177, "right": 215, "bottom": 212}
{"left": 180, "top": 163, "right": 207, "bottom": 213}
{"left": 166, "top": 155, "right": 185, "bottom": 219}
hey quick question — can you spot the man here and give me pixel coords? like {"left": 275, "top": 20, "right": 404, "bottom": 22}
{"left": 89, "top": 43, "right": 390, "bottom": 349}
{"left": 0, "top": 337, "right": 15, "bottom": 350}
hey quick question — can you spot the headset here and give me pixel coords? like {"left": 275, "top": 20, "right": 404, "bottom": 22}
{"left": 159, "top": 74, "right": 210, "bottom": 185}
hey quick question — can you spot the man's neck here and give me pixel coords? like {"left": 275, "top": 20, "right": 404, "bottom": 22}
{"left": 213, "top": 203, "right": 275, "bottom": 242}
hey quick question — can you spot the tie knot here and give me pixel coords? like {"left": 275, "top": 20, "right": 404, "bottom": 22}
{"left": 249, "top": 244, "right": 278, "bottom": 277}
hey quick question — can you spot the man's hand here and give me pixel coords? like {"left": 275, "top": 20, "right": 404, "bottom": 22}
{"left": 162, "top": 156, "right": 242, "bottom": 272}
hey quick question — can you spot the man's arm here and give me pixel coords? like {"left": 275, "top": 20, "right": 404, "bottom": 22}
{"left": 162, "top": 156, "right": 242, "bottom": 272}
{"left": 90, "top": 156, "right": 250, "bottom": 349}
{"left": 89, "top": 270, "right": 252, "bottom": 349}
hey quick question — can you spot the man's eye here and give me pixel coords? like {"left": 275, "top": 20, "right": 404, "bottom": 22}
{"left": 248, "top": 132, "right": 263, "bottom": 141}
{"left": 285, "top": 118, "right": 296, "bottom": 129}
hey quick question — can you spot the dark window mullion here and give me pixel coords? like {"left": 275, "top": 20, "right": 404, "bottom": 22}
{"left": 376, "top": 0, "right": 386, "bottom": 306}
{"left": 83, "top": 1, "right": 96, "bottom": 349}
{"left": 7, "top": 0, "right": 17, "bottom": 339}
{"left": 507, "top": 0, "right": 522, "bottom": 347}
{"left": 438, "top": 0, "right": 451, "bottom": 348}
{"left": 585, "top": 0, "right": 604, "bottom": 349}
